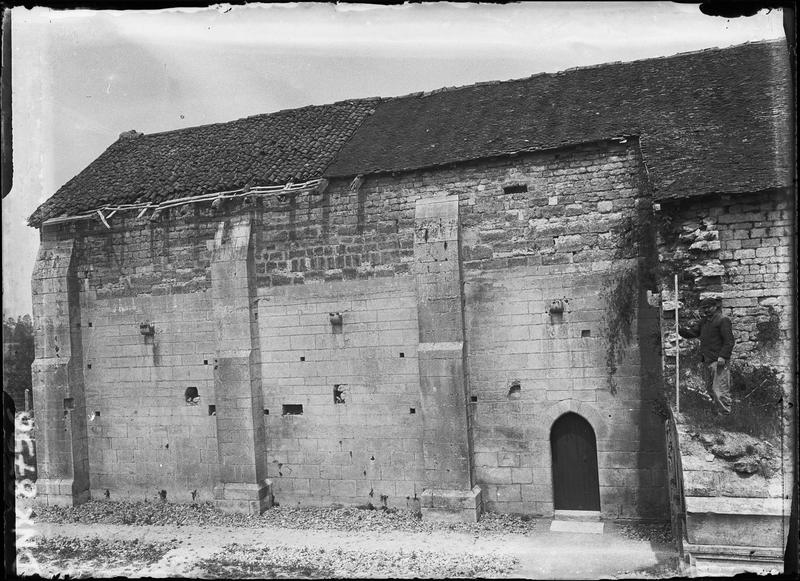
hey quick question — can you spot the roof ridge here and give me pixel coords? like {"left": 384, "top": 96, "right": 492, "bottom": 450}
{"left": 556, "top": 38, "right": 783, "bottom": 75}
{"left": 380, "top": 38, "right": 785, "bottom": 103}
{"left": 120, "top": 39, "right": 785, "bottom": 140}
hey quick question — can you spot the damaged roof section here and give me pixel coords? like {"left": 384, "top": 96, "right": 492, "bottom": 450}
{"left": 28, "top": 99, "right": 379, "bottom": 226}
{"left": 326, "top": 40, "right": 792, "bottom": 201}
{"left": 29, "top": 40, "right": 791, "bottom": 227}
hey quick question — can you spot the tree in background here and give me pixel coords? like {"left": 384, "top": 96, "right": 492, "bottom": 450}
{"left": 2, "top": 313, "right": 34, "bottom": 410}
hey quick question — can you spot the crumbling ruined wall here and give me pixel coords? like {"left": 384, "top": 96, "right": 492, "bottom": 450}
{"left": 656, "top": 189, "right": 795, "bottom": 501}
{"left": 657, "top": 190, "right": 794, "bottom": 370}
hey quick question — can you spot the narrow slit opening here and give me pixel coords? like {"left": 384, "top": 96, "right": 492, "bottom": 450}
{"left": 503, "top": 184, "right": 528, "bottom": 195}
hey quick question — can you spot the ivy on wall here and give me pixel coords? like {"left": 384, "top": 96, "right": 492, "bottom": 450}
{"left": 602, "top": 267, "right": 638, "bottom": 394}
{"left": 601, "top": 194, "right": 662, "bottom": 395}
{"left": 756, "top": 306, "right": 781, "bottom": 349}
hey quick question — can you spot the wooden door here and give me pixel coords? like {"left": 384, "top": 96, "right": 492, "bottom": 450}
{"left": 550, "top": 412, "right": 600, "bottom": 511}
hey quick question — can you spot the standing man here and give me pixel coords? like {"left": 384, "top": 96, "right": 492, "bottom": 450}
{"left": 679, "top": 296, "right": 735, "bottom": 414}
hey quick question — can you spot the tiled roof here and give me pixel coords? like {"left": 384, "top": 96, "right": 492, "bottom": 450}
{"left": 28, "top": 99, "right": 378, "bottom": 226}
{"left": 326, "top": 40, "right": 792, "bottom": 201}
{"left": 29, "top": 40, "right": 791, "bottom": 226}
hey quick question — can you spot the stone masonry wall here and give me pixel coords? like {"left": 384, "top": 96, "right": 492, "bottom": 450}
{"left": 458, "top": 144, "right": 666, "bottom": 518}
{"left": 251, "top": 140, "right": 666, "bottom": 518}
{"left": 37, "top": 139, "right": 668, "bottom": 518}
{"left": 76, "top": 206, "right": 219, "bottom": 299}
{"left": 40, "top": 215, "right": 222, "bottom": 501}
{"left": 257, "top": 278, "right": 422, "bottom": 508}
{"left": 252, "top": 185, "right": 414, "bottom": 287}
{"left": 81, "top": 293, "right": 219, "bottom": 502}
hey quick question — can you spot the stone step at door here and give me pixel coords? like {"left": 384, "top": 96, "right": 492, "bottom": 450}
{"left": 550, "top": 510, "right": 605, "bottom": 534}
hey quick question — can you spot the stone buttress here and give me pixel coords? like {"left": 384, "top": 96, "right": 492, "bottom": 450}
{"left": 210, "top": 214, "right": 272, "bottom": 513}
{"left": 31, "top": 231, "right": 90, "bottom": 505}
{"left": 413, "top": 193, "right": 482, "bottom": 521}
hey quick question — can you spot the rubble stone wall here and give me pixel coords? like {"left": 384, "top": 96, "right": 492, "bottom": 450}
{"left": 74, "top": 208, "right": 220, "bottom": 299}
{"left": 657, "top": 189, "right": 794, "bottom": 370}
{"left": 656, "top": 189, "right": 795, "bottom": 507}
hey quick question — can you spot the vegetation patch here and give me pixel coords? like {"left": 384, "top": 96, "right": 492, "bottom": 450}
{"left": 678, "top": 361, "right": 783, "bottom": 441}
{"left": 3, "top": 314, "right": 34, "bottom": 413}
{"left": 755, "top": 306, "right": 781, "bottom": 349}
{"left": 602, "top": 268, "right": 638, "bottom": 394}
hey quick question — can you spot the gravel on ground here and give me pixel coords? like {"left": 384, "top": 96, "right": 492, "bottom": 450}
{"left": 197, "top": 542, "right": 518, "bottom": 579}
{"left": 614, "top": 521, "right": 675, "bottom": 545}
{"left": 31, "top": 499, "right": 539, "bottom": 535}
{"left": 27, "top": 535, "right": 178, "bottom": 571}
{"left": 21, "top": 500, "right": 679, "bottom": 579}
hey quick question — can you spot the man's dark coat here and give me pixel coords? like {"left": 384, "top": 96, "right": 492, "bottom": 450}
{"left": 679, "top": 312, "right": 735, "bottom": 363}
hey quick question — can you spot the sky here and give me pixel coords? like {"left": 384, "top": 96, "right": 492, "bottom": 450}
{"left": 2, "top": 2, "right": 787, "bottom": 316}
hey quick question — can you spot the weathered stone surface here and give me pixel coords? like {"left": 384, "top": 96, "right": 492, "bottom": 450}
{"left": 31, "top": 235, "right": 90, "bottom": 507}
{"left": 420, "top": 486, "right": 482, "bottom": 522}
{"left": 26, "top": 139, "right": 724, "bottom": 521}
{"left": 211, "top": 215, "right": 270, "bottom": 514}
{"left": 686, "top": 261, "right": 725, "bottom": 279}
{"left": 732, "top": 458, "right": 759, "bottom": 474}
{"left": 710, "top": 443, "right": 746, "bottom": 461}
{"left": 689, "top": 239, "right": 721, "bottom": 252}
{"left": 685, "top": 496, "right": 791, "bottom": 548}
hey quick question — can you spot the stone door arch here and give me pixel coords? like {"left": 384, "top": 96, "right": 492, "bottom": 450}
{"left": 550, "top": 412, "right": 601, "bottom": 511}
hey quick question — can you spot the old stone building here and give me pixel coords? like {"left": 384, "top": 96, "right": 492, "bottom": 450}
{"left": 28, "top": 40, "right": 793, "bottom": 524}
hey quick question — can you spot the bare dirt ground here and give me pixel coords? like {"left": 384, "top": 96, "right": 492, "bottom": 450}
{"left": 16, "top": 500, "right": 680, "bottom": 579}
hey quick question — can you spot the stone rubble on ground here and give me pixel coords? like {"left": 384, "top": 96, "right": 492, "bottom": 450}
{"left": 31, "top": 500, "right": 538, "bottom": 535}
{"left": 616, "top": 522, "right": 674, "bottom": 546}
{"left": 23, "top": 501, "right": 677, "bottom": 578}
{"left": 690, "top": 429, "right": 780, "bottom": 477}
{"left": 22, "top": 535, "right": 178, "bottom": 577}
{"left": 197, "top": 542, "right": 518, "bottom": 578}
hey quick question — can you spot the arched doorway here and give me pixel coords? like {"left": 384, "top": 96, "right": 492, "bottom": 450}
{"left": 550, "top": 412, "right": 600, "bottom": 511}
